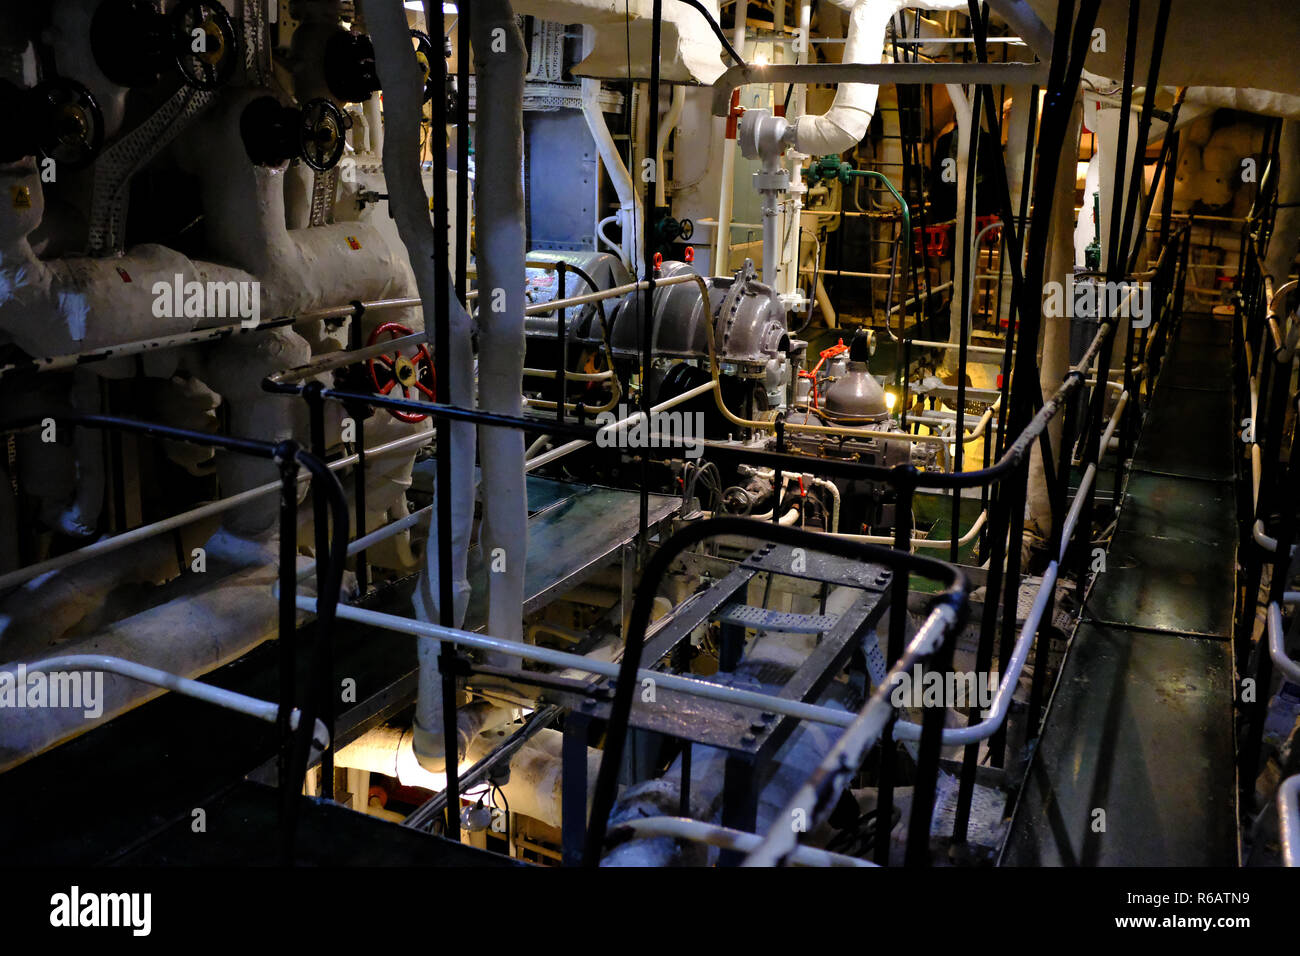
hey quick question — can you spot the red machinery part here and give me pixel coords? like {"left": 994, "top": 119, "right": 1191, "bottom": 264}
{"left": 367, "top": 321, "right": 435, "bottom": 422}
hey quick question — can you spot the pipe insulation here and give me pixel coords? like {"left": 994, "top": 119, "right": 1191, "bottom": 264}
{"left": 364, "top": 0, "right": 478, "bottom": 771}
{"left": 786, "top": 0, "right": 970, "bottom": 157}
{"left": 471, "top": 0, "right": 530, "bottom": 655}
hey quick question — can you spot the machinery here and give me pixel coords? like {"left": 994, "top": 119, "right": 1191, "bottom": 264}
{"left": 0, "top": 0, "right": 1296, "bottom": 896}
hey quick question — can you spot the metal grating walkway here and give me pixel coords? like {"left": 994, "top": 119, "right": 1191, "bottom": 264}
{"left": 1003, "top": 313, "right": 1239, "bottom": 865}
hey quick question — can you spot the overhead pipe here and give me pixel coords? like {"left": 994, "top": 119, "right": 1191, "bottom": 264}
{"left": 781, "top": 1, "right": 983, "bottom": 157}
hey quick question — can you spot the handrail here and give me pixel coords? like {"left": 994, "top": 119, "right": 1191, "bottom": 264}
{"left": 14, "top": 654, "right": 328, "bottom": 750}
{"left": 1280, "top": 774, "right": 1300, "bottom": 867}
{"left": 1268, "top": 600, "right": 1300, "bottom": 684}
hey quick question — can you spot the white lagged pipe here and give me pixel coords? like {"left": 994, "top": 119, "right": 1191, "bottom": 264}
{"left": 367, "top": 0, "right": 478, "bottom": 771}
{"left": 656, "top": 86, "right": 686, "bottom": 209}
{"left": 713, "top": 0, "right": 747, "bottom": 275}
{"left": 787, "top": 0, "right": 969, "bottom": 157}
{"left": 946, "top": 82, "right": 973, "bottom": 346}
{"left": 473, "top": 0, "right": 530, "bottom": 657}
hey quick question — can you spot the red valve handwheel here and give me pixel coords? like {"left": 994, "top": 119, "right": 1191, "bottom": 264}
{"left": 367, "top": 321, "right": 435, "bottom": 423}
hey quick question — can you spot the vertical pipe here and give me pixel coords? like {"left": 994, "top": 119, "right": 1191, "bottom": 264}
{"left": 456, "top": 2, "right": 470, "bottom": 301}
{"left": 713, "top": 0, "right": 747, "bottom": 274}
{"left": 952, "top": 82, "right": 982, "bottom": 561}
{"left": 639, "top": 0, "right": 663, "bottom": 552}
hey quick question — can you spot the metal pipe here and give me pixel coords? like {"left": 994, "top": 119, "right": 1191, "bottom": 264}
{"left": 1280, "top": 773, "right": 1300, "bottom": 867}
{"left": 293, "top": 592, "right": 867, "bottom": 730}
{"left": 613, "top": 816, "right": 875, "bottom": 866}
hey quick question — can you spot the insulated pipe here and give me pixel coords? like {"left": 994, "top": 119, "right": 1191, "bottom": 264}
{"left": 656, "top": 86, "right": 687, "bottom": 209}
{"left": 366, "top": 0, "right": 478, "bottom": 770}
{"left": 472, "top": 1, "right": 530, "bottom": 655}
{"left": 712, "top": 0, "right": 747, "bottom": 274}
{"left": 946, "top": 84, "right": 974, "bottom": 346}
{"left": 1027, "top": 94, "right": 1082, "bottom": 536}
{"left": 786, "top": 0, "right": 970, "bottom": 157}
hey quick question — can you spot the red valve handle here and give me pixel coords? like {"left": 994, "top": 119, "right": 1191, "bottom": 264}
{"left": 366, "top": 321, "right": 436, "bottom": 423}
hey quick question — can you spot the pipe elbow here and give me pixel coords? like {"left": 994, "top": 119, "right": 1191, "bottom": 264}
{"left": 790, "top": 108, "right": 874, "bottom": 156}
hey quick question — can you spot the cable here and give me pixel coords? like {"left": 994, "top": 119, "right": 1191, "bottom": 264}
{"left": 675, "top": 0, "right": 746, "bottom": 67}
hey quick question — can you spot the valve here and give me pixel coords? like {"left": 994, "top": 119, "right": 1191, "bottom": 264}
{"left": 323, "top": 30, "right": 380, "bottom": 104}
{"left": 324, "top": 29, "right": 440, "bottom": 105}
{"left": 410, "top": 29, "right": 448, "bottom": 105}
{"left": 299, "top": 98, "right": 349, "bottom": 172}
{"left": 90, "top": 0, "right": 238, "bottom": 91}
{"left": 367, "top": 322, "right": 436, "bottom": 422}
{"left": 653, "top": 209, "right": 695, "bottom": 254}
{"left": 0, "top": 78, "right": 105, "bottom": 169}
{"left": 240, "top": 96, "right": 350, "bottom": 172}
{"left": 803, "top": 154, "right": 857, "bottom": 186}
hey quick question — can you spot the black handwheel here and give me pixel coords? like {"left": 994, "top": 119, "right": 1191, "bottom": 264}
{"left": 170, "top": 0, "right": 238, "bottom": 91}
{"left": 323, "top": 30, "right": 379, "bottom": 104}
{"left": 679, "top": 218, "right": 695, "bottom": 241}
{"left": 31, "top": 79, "right": 105, "bottom": 170}
{"left": 299, "top": 98, "right": 349, "bottom": 171}
{"left": 410, "top": 29, "right": 436, "bottom": 103}
{"left": 90, "top": 0, "right": 171, "bottom": 88}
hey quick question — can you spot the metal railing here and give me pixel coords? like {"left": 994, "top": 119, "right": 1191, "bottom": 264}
{"left": 0, "top": 411, "right": 347, "bottom": 863}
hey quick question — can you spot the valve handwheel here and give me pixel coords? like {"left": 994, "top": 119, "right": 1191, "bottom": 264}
{"left": 299, "top": 98, "right": 349, "bottom": 172}
{"left": 367, "top": 322, "right": 436, "bottom": 422}
{"left": 410, "top": 29, "right": 437, "bottom": 103}
{"left": 171, "top": 0, "right": 238, "bottom": 91}
{"left": 32, "top": 79, "right": 106, "bottom": 170}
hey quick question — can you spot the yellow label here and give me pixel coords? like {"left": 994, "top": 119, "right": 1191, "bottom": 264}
{"left": 11, "top": 185, "right": 31, "bottom": 209}
{"left": 346, "top": 235, "right": 361, "bottom": 250}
